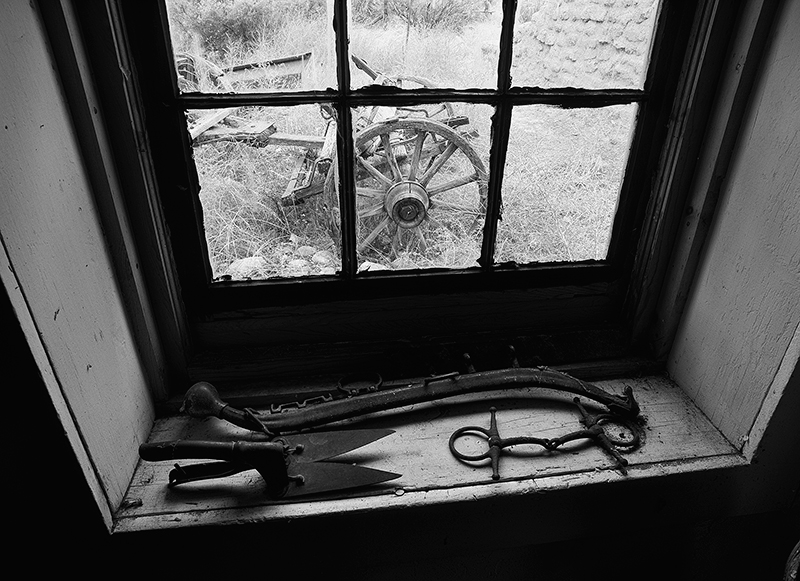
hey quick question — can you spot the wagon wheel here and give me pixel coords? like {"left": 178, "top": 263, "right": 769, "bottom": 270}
{"left": 354, "top": 117, "right": 488, "bottom": 264}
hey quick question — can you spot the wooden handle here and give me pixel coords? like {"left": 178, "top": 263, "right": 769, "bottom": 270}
{"left": 139, "top": 440, "right": 289, "bottom": 497}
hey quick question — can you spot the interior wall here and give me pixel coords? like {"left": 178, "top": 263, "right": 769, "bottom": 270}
{"left": 0, "top": 0, "right": 154, "bottom": 516}
{"left": 667, "top": 0, "right": 799, "bottom": 448}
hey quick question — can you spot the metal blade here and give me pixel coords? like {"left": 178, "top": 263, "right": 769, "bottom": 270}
{"left": 281, "top": 428, "right": 395, "bottom": 463}
{"left": 284, "top": 462, "right": 401, "bottom": 498}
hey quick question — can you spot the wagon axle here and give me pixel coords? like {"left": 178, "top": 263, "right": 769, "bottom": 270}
{"left": 385, "top": 181, "right": 430, "bottom": 229}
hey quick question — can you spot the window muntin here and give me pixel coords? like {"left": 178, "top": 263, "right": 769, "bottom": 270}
{"left": 155, "top": 0, "right": 666, "bottom": 287}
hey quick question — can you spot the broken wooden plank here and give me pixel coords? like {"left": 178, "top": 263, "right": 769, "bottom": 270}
{"left": 189, "top": 107, "right": 238, "bottom": 140}
{"left": 223, "top": 51, "right": 312, "bottom": 85}
{"left": 264, "top": 133, "right": 326, "bottom": 148}
{"left": 193, "top": 120, "right": 277, "bottom": 146}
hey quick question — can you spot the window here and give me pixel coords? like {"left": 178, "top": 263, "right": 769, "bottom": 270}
{"left": 116, "top": 0, "right": 698, "bottom": 393}
{"left": 12, "top": 0, "right": 795, "bottom": 536}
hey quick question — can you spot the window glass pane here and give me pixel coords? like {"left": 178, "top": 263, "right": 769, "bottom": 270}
{"left": 164, "top": 0, "right": 336, "bottom": 92}
{"left": 512, "top": 0, "right": 660, "bottom": 89}
{"left": 349, "top": 1, "right": 501, "bottom": 89}
{"left": 352, "top": 102, "right": 492, "bottom": 271}
{"left": 495, "top": 104, "right": 638, "bottom": 264}
{"left": 190, "top": 105, "right": 342, "bottom": 280}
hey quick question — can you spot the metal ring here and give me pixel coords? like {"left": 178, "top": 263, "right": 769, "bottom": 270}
{"left": 593, "top": 415, "right": 641, "bottom": 448}
{"left": 448, "top": 426, "right": 493, "bottom": 462}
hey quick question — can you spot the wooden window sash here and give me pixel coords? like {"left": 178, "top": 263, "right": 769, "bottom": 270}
{"left": 158, "top": 0, "right": 674, "bottom": 288}
{"left": 110, "top": 0, "right": 699, "bottom": 391}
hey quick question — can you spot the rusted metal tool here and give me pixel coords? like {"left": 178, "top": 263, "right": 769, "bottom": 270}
{"left": 448, "top": 399, "right": 642, "bottom": 479}
{"left": 180, "top": 361, "right": 640, "bottom": 437}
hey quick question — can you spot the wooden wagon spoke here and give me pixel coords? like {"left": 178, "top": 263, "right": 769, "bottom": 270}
{"left": 390, "top": 224, "right": 403, "bottom": 254}
{"left": 407, "top": 130, "right": 428, "bottom": 182}
{"left": 413, "top": 227, "right": 428, "bottom": 253}
{"left": 356, "top": 143, "right": 444, "bottom": 182}
{"left": 356, "top": 187, "right": 386, "bottom": 199}
{"left": 357, "top": 156, "right": 393, "bottom": 188}
{"left": 427, "top": 172, "right": 480, "bottom": 196}
{"left": 380, "top": 133, "right": 403, "bottom": 181}
{"left": 358, "top": 202, "right": 386, "bottom": 219}
{"left": 358, "top": 216, "right": 391, "bottom": 252}
{"left": 419, "top": 142, "right": 458, "bottom": 186}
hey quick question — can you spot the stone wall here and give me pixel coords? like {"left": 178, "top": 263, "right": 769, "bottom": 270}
{"left": 513, "top": 0, "right": 660, "bottom": 88}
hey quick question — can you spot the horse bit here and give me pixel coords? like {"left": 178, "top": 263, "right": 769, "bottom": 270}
{"left": 449, "top": 398, "right": 642, "bottom": 479}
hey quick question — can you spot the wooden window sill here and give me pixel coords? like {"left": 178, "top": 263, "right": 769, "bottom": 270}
{"left": 115, "top": 374, "right": 743, "bottom": 534}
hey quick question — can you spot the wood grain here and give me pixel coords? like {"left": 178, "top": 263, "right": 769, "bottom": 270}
{"left": 1, "top": 1, "right": 153, "bottom": 514}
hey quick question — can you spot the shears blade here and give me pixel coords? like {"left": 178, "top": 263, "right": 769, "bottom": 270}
{"left": 281, "top": 428, "right": 400, "bottom": 497}
{"left": 281, "top": 428, "right": 396, "bottom": 462}
{"left": 284, "top": 461, "right": 400, "bottom": 498}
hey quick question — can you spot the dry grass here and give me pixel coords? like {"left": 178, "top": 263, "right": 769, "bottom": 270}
{"left": 349, "top": 20, "right": 498, "bottom": 89}
{"left": 496, "top": 105, "right": 636, "bottom": 264}
{"left": 169, "top": 2, "right": 651, "bottom": 280}
{"left": 190, "top": 105, "right": 338, "bottom": 279}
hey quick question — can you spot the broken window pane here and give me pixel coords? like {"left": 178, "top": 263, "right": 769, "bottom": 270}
{"left": 352, "top": 103, "right": 493, "bottom": 272}
{"left": 189, "top": 105, "right": 342, "bottom": 280}
{"left": 512, "top": 0, "right": 660, "bottom": 89}
{"left": 164, "top": 0, "right": 336, "bottom": 92}
{"left": 349, "top": 1, "right": 501, "bottom": 90}
{"left": 495, "top": 104, "right": 638, "bottom": 264}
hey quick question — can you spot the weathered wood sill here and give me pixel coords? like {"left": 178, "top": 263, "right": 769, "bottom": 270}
{"left": 115, "top": 374, "right": 743, "bottom": 534}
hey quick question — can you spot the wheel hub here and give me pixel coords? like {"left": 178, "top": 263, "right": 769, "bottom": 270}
{"left": 385, "top": 181, "right": 429, "bottom": 229}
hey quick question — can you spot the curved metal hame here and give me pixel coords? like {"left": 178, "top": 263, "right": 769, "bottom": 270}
{"left": 181, "top": 366, "right": 640, "bottom": 436}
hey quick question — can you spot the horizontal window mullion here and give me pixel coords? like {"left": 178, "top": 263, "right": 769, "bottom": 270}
{"left": 176, "top": 91, "right": 341, "bottom": 109}
{"left": 507, "top": 88, "right": 648, "bottom": 107}
{"left": 176, "top": 89, "right": 647, "bottom": 111}
{"left": 175, "top": 90, "right": 498, "bottom": 110}
{"left": 346, "top": 89, "right": 643, "bottom": 108}
{"left": 346, "top": 89, "right": 498, "bottom": 107}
